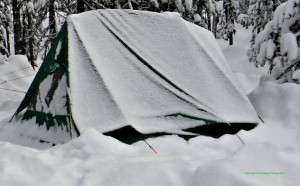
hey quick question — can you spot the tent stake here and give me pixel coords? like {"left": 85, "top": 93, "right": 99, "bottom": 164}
{"left": 235, "top": 134, "right": 245, "bottom": 145}
{"left": 258, "top": 115, "right": 265, "bottom": 123}
{"left": 226, "top": 122, "right": 245, "bottom": 145}
{"left": 143, "top": 139, "right": 158, "bottom": 154}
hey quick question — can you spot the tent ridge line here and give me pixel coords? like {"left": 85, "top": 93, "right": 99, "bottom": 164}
{"left": 96, "top": 12, "right": 224, "bottom": 120}
{"left": 98, "top": 13, "right": 187, "bottom": 94}
{"left": 96, "top": 12, "right": 211, "bottom": 113}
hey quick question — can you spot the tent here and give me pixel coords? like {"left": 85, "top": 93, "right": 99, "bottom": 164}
{"left": 12, "top": 9, "right": 258, "bottom": 144}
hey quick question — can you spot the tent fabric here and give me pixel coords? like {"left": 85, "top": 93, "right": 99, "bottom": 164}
{"left": 15, "top": 9, "right": 258, "bottom": 144}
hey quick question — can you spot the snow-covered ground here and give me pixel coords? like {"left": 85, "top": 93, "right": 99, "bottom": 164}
{"left": 0, "top": 24, "right": 299, "bottom": 186}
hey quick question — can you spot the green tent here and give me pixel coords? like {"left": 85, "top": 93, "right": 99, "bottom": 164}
{"left": 13, "top": 10, "right": 258, "bottom": 144}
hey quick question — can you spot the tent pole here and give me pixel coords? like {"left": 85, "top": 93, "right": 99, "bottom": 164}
{"left": 9, "top": 111, "right": 17, "bottom": 123}
{"left": 67, "top": 94, "right": 80, "bottom": 139}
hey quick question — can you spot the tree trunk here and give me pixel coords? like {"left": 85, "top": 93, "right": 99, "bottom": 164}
{"left": 229, "top": 10, "right": 234, "bottom": 45}
{"left": 212, "top": 15, "right": 218, "bottom": 38}
{"left": 207, "top": 10, "right": 211, "bottom": 31}
{"left": 12, "top": 0, "right": 22, "bottom": 54}
{"left": 128, "top": 0, "right": 133, "bottom": 9}
{"left": 5, "top": 28, "right": 10, "bottom": 56}
{"left": 28, "top": 10, "right": 36, "bottom": 70}
{"left": 22, "top": 11, "right": 26, "bottom": 54}
{"left": 77, "top": 0, "right": 84, "bottom": 13}
{"left": 224, "top": 0, "right": 233, "bottom": 45}
{"left": 49, "top": 0, "right": 57, "bottom": 45}
{"left": 229, "top": 32, "right": 233, "bottom": 45}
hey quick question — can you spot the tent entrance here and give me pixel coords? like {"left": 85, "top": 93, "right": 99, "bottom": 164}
{"left": 104, "top": 123, "right": 256, "bottom": 144}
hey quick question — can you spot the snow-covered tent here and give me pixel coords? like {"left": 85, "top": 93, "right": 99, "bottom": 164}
{"left": 12, "top": 9, "right": 258, "bottom": 144}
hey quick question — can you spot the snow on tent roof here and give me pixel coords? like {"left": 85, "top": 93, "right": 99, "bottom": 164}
{"left": 13, "top": 9, "right": 258, "bottom": 144}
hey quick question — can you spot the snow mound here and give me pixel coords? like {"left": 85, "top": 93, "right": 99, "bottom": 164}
{"left": 0, "top": 125, "right": 299, "bottom": 186}
{"left": 191, "top": 142, "right": 300, "bottom": 186}
{"left": 248, "top": 81, "right": 300, "bottom": 129}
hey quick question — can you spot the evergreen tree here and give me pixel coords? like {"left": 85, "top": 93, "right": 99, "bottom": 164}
{"left": 212, "top": 0, "right": 225, "bottom": 38}
{"left": 253, "top": 0, "right": 299, "bottom": 82}
{"left": 1, "top": 0, "right": 244, "bottom": 65}
{"left": 223, "top": 0, "right": 238, "bottom": 45}
{"left": 238, "top": 0, "right": 249, "bottom": 14}
{"left": 247, "top": 0, "right": 285, "bottom": 66}
{"left": 0, "top": 1, "right": 12, "bottom": 58}
{"left": 49, "top": 0, "right": 57, "bottom": 45}
{"left": 12, "top": 0, "right": 23, "bottom": 55}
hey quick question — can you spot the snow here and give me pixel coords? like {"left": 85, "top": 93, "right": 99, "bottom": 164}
{"left": 185, "top": 0, "right": 193, "bottom": 12}
{"left": 54, "top": 40, "right": 62, "bottom": 60}
{"left": 174, "top": 0, "right": 183, "bottom": 12}
{"left": 218, "top": 23, "right": 267, "bottom": 94}
{"left": 249, "top": 81, "right": 300, "bottom": 129}
{"left": 280, "top": 33, "right": 298, "bottom": 61}
{"left": 215, "top": 1, "right": 223, "bottom": 14}
{"left": 237, "top": 14, "right": 249, "bottom": 25}
{"left": 0, "top": 12, "right": 299, "bottom": 186}
{"left": 0, "top": 55, "right": 35, "bottom": 114}
{"left": 193, "top": 14, "right": 201, "bottom": 23}
{"left": 0, "top": 53, "right": 5, "bottom": 64}
{"left": 292, "top": 69, "right": 300, "bottom": 82}
{"left": 26, "top": 2, "right": 34, "bottom": 13}
{"left": 150, "top": 0, "right": 159, "bottom": 8}
{"left": 266, "top": 39, "right": 276, "bottom": 59}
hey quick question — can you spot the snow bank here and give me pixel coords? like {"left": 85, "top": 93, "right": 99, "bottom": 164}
{"left": 191, "top": 142, "right": 300, "bottom": 186}
{"left": 0, "top": 125, "right": 299, "bottom": 186}
{"left": 0, "top": 55, "right": 36, "bottom": 119}
{"left": 249, "top": 81, "right": 300, "bottom": 129}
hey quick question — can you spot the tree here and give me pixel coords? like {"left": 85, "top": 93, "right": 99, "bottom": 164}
{"left": 210, "top": 0, "right": 238, "bottom": 45}
{"left": 49, "top": 0, "right": 57, "bottom": 45}
{"left": 246, "top": 0, "right": 285, "bottom": 65}
{"left": 2, "top": 0, "right": 243, "bottom": 66}
{"left": 212, "top": 0, "right": 224, "bottom": 38}
{"left": 223, "top": 0, "right": 238, "bottom": 45}
{"left": 238, "top": 0, "right": 249, "bottom": 14}
{"left": 253, "top": 0, "right": 299, "bottom": 82}
{"left": 77, "top": 0, "right": 84, "bottom": 13}
{"left": 191, "top": 0, "right": 212, "bottom": 30}
{"left": 18, "top": 1, "right": 58, "bottom": 69}
{"left": 0, "top": 1, "right": 12, "bottom": 57}
{"left": 12, "top": 0, "right": 23, "bottom": 55}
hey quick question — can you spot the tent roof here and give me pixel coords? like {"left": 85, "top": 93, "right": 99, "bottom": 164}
{"left": 65, "top": 9, "right": 258, "bottom": 135}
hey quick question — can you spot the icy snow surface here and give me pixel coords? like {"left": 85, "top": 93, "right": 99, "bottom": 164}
{"left": 67, "top": 10, "right": 257, "bottom": 135}
{"left": 0, "top": 13, "right": 299, "bottom": 186}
